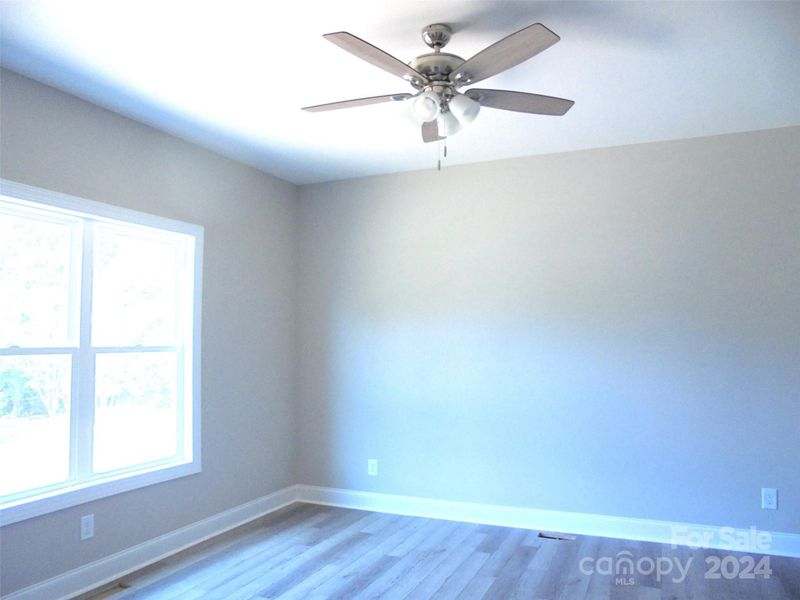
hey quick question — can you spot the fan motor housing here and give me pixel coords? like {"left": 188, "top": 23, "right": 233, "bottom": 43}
{"left": 408, "top": 52, "right": 465, "bottom": 83}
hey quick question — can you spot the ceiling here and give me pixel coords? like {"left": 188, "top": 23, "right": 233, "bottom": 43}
{"left": 1, "top": 1, "right": 799, "bottom": 185}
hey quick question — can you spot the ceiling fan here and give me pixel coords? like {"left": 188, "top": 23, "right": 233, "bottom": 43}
{"left": 302, "top": 22, "right": 574, "bottom": 143}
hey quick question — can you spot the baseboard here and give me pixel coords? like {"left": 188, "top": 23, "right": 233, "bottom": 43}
{"left": 296, "top": 484, "right": 800, "bottom": 559}
{"left": 2, "top": 485, "right": 299, "bottom": 600}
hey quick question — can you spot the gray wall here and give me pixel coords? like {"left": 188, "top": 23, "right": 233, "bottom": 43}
{"left": 296, "top": 126, "right": 800, "bottom": 535}
{"left": 0, "top": 69, "right": 299, "bottom": 595}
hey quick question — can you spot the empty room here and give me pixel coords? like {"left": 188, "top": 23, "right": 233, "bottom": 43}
{"left": 0, "top": 1, "right": 798, "bottom": 599}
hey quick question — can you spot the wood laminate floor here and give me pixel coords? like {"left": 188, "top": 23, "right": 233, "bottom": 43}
{"left": 86, "top": 503, "right": 800, "bottom": 600}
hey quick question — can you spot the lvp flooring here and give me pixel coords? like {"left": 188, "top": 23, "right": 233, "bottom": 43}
{"left": 86, "top": 503, "right": 800, "bottom": 600}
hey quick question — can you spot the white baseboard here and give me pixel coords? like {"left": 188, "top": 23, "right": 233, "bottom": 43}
{"left": 2, "top": 485, "right": 299, "bottom": 600}
{"left": 6, "top": 483, "right": 799, "bottom": 599}
{"left": 296, "top": 484, "right": 800, "bottom": 559}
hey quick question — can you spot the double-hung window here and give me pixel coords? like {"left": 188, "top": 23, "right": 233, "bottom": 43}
{"left": 0, "top": 180, "right": 202, "bottom": 525}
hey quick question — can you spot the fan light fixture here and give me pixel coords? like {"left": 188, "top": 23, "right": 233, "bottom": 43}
{"left": 412, "top": 90, "right": 478, "bottom": 137}
{"left": 448, "top": 93, "right": 480, "bottom": 126}
{"left": 437, "top": 109, "right": 462, "bottom": 136}
{"left": 412, "top": 91, "right": 440, "bottom": 122}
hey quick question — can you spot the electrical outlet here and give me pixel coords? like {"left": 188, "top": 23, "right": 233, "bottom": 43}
{"left": 80, "top": 514, "right": 95, "bottom": 540}
{"left": 367, "top": 459, "right": 378, "bottom": 476}
{"left": 761, "top": 488, "right": 778, "bottom": 510}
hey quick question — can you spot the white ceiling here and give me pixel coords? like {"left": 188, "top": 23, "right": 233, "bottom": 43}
{"left": 1, "top": 1, "right": 799, "bottom": 185}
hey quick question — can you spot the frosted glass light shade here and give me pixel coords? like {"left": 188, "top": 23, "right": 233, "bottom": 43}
{"left": 412, "top": 91, "right": 441, "bottom": 122}
{"left": 449, "top": 93, "right": 480, "bottom": 125}
{"left": 438, "top": 110, "right": 461, "bottom": 136}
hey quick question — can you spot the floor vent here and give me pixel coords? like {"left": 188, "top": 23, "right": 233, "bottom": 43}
{"left": 538, "top": 531, "right": 576, "bottom": 541}
{"left": 82, "top": 583, "right": 130, "bottom": 599}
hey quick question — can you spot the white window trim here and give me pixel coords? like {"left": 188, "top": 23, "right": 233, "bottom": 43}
{"left": 0, "top": 179, "right": 203, "bottom": 526}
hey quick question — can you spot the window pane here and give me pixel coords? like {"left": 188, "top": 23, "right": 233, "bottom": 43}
{"left": 0, "top": 208, "right": 77, "bottom": 347}
{"left": 0, "top": 355, "right": 71, "bottom": 498}
{"left": 92, "top": 224, "right": 180, "bottom": 346}
{"left": 94, "top": 352, "right": 178, "bottom": 473}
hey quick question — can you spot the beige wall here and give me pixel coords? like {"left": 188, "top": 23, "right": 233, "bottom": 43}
{"left": 0, "top": 69, "right": 299, "bottom": 595}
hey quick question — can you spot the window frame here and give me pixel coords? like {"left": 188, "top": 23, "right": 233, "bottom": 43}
{"left": 0, "top": 179, "right": 203, "bottom": 526}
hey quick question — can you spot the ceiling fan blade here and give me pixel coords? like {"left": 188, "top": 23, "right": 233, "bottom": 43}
{"left": 466, "top": 89, "right": 574, "bottom": 116}
{"left": 324, "top": 32, "right": 427, "bottom": 83}
{"left": 302, "top": 93, "right": 412, "bottom": 112}
{"left": 450, "top": 23, "right": 560, "bottom": 86}
{"left": 421, "top": 120, "right": 444, "bottom": 143}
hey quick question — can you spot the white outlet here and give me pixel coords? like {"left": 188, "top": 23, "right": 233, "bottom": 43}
{"left": 80, "top": 514, "right": 94, "bottom": 540}
{"left": 367, "top": 459, "right": 378, "bottom": 476}
{"left": 761, "top": 488, "right": 778, "bottom": 510}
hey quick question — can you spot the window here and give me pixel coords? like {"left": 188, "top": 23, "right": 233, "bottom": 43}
{"left": 0, "top": 180, "right": 202, "bottom": 525}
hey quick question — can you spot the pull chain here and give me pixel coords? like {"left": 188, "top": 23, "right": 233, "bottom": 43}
{"left": 437, "top": 138, "right": 448, "bottom": 172}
